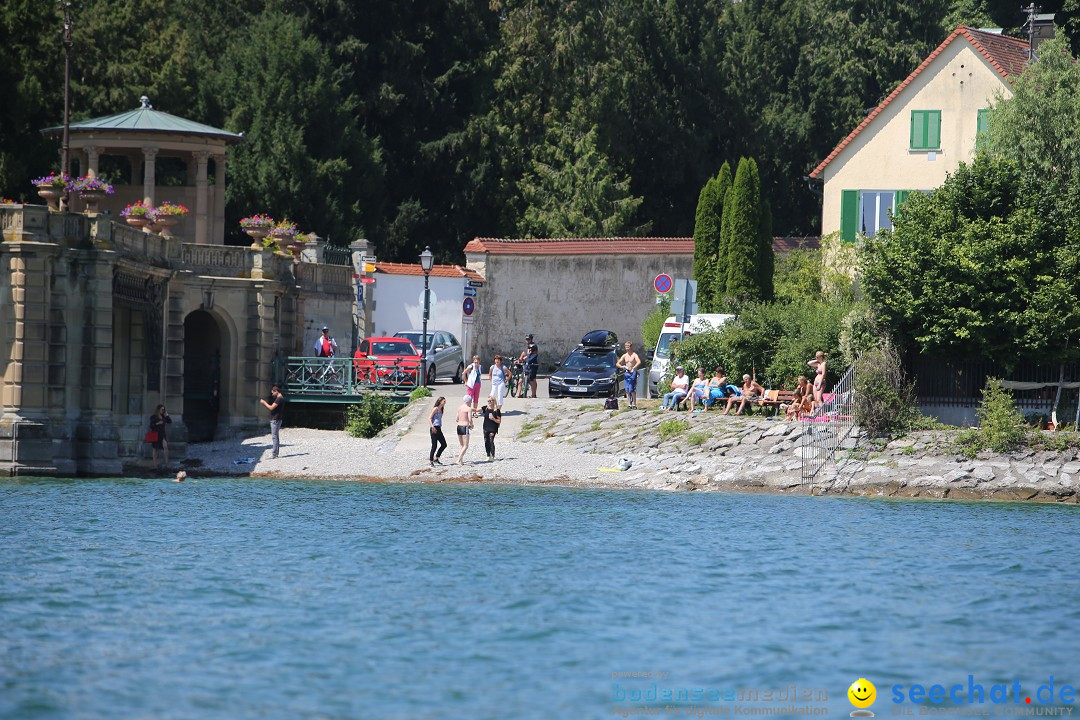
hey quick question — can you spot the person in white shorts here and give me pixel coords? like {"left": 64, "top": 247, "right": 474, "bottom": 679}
{"left": 488, "top": 354, "right": 509, "bottom": 410}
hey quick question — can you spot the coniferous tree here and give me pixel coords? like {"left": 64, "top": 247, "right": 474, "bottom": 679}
{"left": 724, "top": 157, "right": 763, "bottom": 301}
{"left": 711, "top": 162, "right": 733, "bottom": 306}
{"left": 693, "top": 176, "right": 721, "bottom": 310}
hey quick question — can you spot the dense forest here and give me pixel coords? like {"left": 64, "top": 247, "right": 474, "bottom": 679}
{"left": 2, "top": 0, "right": 1076, "bottom": 262}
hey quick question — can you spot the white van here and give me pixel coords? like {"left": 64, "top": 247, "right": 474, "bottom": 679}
{"left": 647, "top": 314, "right": 735, "bottom": 398}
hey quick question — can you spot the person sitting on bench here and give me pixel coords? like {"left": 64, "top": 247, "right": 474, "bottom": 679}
{"left": 724, "top": 374, "right": 764, "bottom": 415}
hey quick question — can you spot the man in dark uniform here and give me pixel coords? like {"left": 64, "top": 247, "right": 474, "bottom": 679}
{"left": 524, "top": 334, "right": 539, "bottom": 398}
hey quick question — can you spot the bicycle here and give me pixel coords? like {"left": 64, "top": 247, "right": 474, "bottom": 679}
{"left": 508, "top": 360, "right": 525, "bottom": 398}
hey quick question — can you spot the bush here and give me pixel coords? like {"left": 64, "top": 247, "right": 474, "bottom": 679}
{"left": 955, "top": 378, "right": 1028, "bottom": 456}
{"left": 659, "top": 418, "right": 690, "bottom": 441}
{"left": 854, "top": 341, "right": 916, "bottom": 437}
{"left": 410, "top": 386, "right": 432, "bottom": 402}
{"left": 641, "top": 295, "right": 671, "bottom": 353}
{"left": 345, "top": 394, "right": 399, "bottom": 438}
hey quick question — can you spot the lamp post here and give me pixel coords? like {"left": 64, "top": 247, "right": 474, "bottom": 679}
{"left": 419, "top": 246, "right": 434, "bottom": 387}
{"left": 60, "top": 0, "right": 73, "bottom": 211}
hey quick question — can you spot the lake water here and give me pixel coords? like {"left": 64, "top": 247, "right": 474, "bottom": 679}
{"left": 2, "top": 478, "right": 1079, "bottom": 719}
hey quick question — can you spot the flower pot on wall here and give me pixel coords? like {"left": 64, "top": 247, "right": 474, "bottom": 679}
{"left": 37, "top": 186, "right": 61, "bottom": 211}
{"left": 79, "top": 190, "right": 106, "bottom": 214}
{"left": 154, "top": 216, "right": 179, "bottom": 237}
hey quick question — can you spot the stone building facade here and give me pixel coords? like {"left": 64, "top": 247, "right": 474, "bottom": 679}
{"left": 0, "top": 204, "right": 358, "bottom": 476}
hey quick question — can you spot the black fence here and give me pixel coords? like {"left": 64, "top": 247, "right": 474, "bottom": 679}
{"left": 907, "top": 355, "right": 1080, "bottom": 417}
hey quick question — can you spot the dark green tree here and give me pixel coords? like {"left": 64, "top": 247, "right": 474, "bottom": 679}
{"left": 724, "top": 157, "right": 764, "bottom": 302}
{"left": 693, "top": 177, "right": 721, "bottom": 310}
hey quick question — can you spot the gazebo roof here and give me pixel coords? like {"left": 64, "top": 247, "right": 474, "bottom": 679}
{"left": 42, "top": 97, "right": 243, "bottom": 143}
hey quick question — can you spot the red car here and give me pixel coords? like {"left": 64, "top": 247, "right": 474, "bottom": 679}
{"left": 353, "top": 336, "right": 422, "bottom": 387}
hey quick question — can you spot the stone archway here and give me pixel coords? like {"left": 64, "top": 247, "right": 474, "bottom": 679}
{"left": 183, "top": 310, "right": 223, "bottom": 441}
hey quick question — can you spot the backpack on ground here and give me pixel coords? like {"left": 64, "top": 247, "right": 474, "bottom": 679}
{"left": 604, "top": 396, "right": 619, "bottom": 410}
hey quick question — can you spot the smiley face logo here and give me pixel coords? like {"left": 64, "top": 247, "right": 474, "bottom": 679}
{"left": 848, "top": 678, "right": 876, "bottom": 716}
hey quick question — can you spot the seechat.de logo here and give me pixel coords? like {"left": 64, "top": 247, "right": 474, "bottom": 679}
{"left": 849, "top": 678, "right": 877, "bottom": 717}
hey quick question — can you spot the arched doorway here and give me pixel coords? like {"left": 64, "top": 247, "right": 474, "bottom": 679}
{"left": 183, "top": 310, "right": 222, "bottom": 441}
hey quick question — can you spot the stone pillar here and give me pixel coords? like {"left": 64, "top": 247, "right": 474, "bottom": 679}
{"left": 85, "top": 146, "right": 102, "bottom": 178}
{"left": 0, "top": 242, "right": 60, "bottom": 475}
{"left": 142, "top": 146, "right": 158, "bottom": 205}
{"left": 350, "top": 239, "right": 372, "bottom": 349}
{"left": 193, "top": 151, "right": 210, "bottom": 245}
{"left": 213, "top": 154, "right": 226, "bottom": 245}
{"left": 72, "top": 254, "right": 121, "bottom": 475}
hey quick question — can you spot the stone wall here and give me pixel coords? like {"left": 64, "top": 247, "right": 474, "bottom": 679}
{"left": 470, "top": 253, "right": 693, "bottom": 367}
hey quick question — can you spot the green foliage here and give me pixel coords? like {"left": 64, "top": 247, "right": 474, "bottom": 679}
{"left": 659, "top": 418, "right": 690, "bottom": 441}
{"left": 345, "top": 394, "right": 399, "bottom": 439}
{"left": 409, "top": 386, "right": 432, "bottom": 402}
{"left": 693, "top": 176, "right": 722, "bottom": 311}
{"left": 641, "top": 295, "right": 672, "bottom": 355}
{"left": 773, "top": 245, "right": 823, "bottom": 302}
{"left": 854, "top": 341, "right": 916, "bottom": 438}
{"left": 687, "top": 432, "right": 708, "bottom": 447}
{"left": 838, "top": 303, "right": 880, "bottom": 370}
{"left": 861, "top": 155, "right": 1079, "bottom": 365}
{"left": 673, "top": 297, "right": 850, "bottom": 389}
{"left": 757, "top": 197, "right": 775, "bottom": 302}
{"left": 517, "top": 120, "right": 649, "bottom": 238}
{"left": 723, "top": 157, "right": 763, "bottom": 303}
{"left": 956, "top": 378, "right": 1029, "bottom": 456}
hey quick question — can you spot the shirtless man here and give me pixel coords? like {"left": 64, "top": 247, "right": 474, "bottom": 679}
{"left": 617, "top": 341, "right": 642, "bottom": 409}
{"left": 725, "top": 374, "right": 765, "bottom": 416}
{"left": 454, "top": 394, "right": 474, "bottom": 465}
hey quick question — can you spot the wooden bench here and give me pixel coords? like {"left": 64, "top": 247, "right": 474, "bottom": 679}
{"left": 758, "top": 390, "right": 798, "bottom": 415}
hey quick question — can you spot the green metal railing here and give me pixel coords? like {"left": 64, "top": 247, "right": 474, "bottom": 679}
{"left": 276, "top": 356, "right": 419, "bottom": 403}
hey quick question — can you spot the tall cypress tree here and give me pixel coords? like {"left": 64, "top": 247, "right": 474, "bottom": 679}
{"left": 711, "top": 162, "right": 733, "bottom": 309}
{"left": 692, "top": 177, "right": 720, "bottom": 311}
{"left": 724, "top": 157, "right": 763, "bottom": 301}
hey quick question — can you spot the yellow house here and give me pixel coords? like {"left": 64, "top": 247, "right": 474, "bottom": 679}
{"left": 809, "top": 26, "right": 1030, "bottom": 241}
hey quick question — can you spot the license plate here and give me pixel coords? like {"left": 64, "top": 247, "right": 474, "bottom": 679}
{"left": 569, "top": 386, "right": 588, "bottom": 393}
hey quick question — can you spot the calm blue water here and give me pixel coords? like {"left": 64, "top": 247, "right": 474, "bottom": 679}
{"left": 2, "top": 479, "right": 1079, "bottom": 720}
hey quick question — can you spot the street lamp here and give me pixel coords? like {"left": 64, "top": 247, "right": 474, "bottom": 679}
{"left": 419, "top": 246, "right": 434, "bottom": 387}
{"left": 60, "top": 0, "right": 73, "bottom": 211}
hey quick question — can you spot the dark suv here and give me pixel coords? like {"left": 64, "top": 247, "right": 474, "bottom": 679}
{"left": 548, "top": 330, "right": 622, "bottom": 398}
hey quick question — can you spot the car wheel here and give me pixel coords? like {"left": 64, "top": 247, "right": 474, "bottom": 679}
{"left": 453, "top": 363, "right": 464, "bottom": 384}
{"left": 427, "top": 365, "right": 437, "bottom": 386}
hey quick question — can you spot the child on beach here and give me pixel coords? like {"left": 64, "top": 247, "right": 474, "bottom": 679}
{"left": 455, "top": 395, "right": 474, "bottom": 465}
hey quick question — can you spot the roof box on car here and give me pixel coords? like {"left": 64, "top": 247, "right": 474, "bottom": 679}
{"left": 581, "top": 329, "right": 619, "bottom": 347}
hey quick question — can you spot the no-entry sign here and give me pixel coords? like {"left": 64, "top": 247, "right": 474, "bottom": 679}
{"left": 654, "top": 274, "right": 673, "bottom": 293}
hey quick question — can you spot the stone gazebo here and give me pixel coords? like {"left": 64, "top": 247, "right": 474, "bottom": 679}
{"left": 42, "top": 96, "right": 243, "bottom": 244}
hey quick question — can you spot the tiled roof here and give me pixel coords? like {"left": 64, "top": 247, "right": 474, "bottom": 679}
{"left": 808, "top": 26, "right": 1029, "bottom": 179}
{"left": 464, "top": 237, "right": 695, "bottom": 255}
{"left": 374, "top": 262, "right": 485, "bottom": 282}
{"left": 773, "top": 236, "right": 820, "bottom": 253}
{"left": 43, "top": 99, "right": 243, "bottom": 143}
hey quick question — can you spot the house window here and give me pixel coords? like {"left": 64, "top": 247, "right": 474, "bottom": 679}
{"left": 976, "top": 109, "right": 990, "bottom": 150}
{"left": 910, "top": 110, "right": 941, "bottom": 150}
{"left": 859, "top": 191, "right": 895, "bottom": 237}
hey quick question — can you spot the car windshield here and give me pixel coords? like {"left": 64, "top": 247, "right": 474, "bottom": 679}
{"left": 562, "top": 350, "right": 616, "bottom": 371}
{"left": 395, "top": 332, "right": 432, "bottom": 350}
{"left": 654, "top": 332, "right": 680, "bottom": 359}
{"left": 371, "top": 341, "right": 417, "bottom": 356}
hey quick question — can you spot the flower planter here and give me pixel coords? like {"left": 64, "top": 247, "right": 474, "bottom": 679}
{"left": 154, "top": 216, "right": 179, "bottom": 237}
{"left": 126, "top": 217, "right": 150, "bottom": 229}
{"left": 79, "top": 190, "right": 106, "bottom": 214}
{"left": 36, "top": 186, "right": 62, "bottom": 212}
{"left": 244, "top": 227, "right": 270, "bottom": 248}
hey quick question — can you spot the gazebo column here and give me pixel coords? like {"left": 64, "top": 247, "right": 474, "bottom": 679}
{"left": 193, "top": 150, "right": 210, "bottom": 245}
{"left": 213, "top": 154, "right": 226, "bottom": 244}
{"left": 141, "top": 146, "right": 158, "bottom": 205}
{"left": 85, "top": 146, "right": 102, "bottom": 178}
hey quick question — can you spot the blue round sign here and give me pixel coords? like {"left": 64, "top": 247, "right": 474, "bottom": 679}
{"left": 654, "top": 274, "right": 673, "bottom": 293}
{"left": 462, "top": 297, "right": 475, "bottom": 316}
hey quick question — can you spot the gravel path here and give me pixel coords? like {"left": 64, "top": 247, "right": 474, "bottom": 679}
{"left": 182, "top": 395, "right": 628, "bottom": 488}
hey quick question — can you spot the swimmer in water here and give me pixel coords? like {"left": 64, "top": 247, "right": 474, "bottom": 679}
{"left": 174, "top": 470, "right": 187, "bottom": 482}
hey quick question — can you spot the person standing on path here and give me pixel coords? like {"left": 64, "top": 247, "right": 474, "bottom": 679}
{"left": 464, "top": 355, "right": 483, "bottom": 415}
{"left": 617, "top": 341, "right": 642, "bottom": 409}
{"left": 488, "top": 355, "right": 509, "bottom": 410}
{"left": 481, "top": 396, "right": 502, "bottom": 460}
{"left": 148, "top": 404, "right": 172, "bottom": 469}
{"left": 429, "top": 396, "right": 447, "bottom": 466}
{"left": 455, "top": 394, "right": 474, "bottom": 465}
{"left": 259, "top": 384, "right": 285, "bottom": 459}
{"left": 313, "top": 326, "right": 338, "bottom": 357}
{"left": 524, "top": 335, "right": 539, "bottom": 398}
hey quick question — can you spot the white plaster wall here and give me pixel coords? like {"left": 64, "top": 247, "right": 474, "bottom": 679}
{"left": 471, "top": 253, "right": 694, "bottom": 369}
{"left": 820, "top": 41, "right": 1013, "bottom": 235}
{"left": 370, "top": 274, "right": 470, "bottom": 349}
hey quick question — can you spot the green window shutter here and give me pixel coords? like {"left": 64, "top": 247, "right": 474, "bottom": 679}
{"left": 910, "top": 111, "right": 941, "bottom": 150}
{"left": 976, "top": 109, "right": 989, "bottom": 149}
{"left": 894, "top": 190, "right": 911, "bottom": 221}
{"left": 840, "top": 189, "right": 858, "bottom": 243}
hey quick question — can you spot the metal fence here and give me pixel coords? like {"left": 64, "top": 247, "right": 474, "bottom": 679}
{"left": 907, "top": 356, "right": 1080, "bottom": 408}
{"left": 801, "top": 363, "right": 858, "bottom": 482}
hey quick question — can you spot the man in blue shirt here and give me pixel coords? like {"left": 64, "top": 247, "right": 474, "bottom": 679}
{"left": 524, "top": 334, "right": 539, "bottom": 398}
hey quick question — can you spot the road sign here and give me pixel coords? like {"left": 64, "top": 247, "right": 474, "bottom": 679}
{"left": 654, "top": 273, "right": 673, "bottom": 293}
{"left": 462, "top": 315, "right": 475, "bottom": 325}
{"left": 361, "top": 262, "right": 376, "bottom": 273}
{"left": 462, "top": 297, "right": 475, "bottom": 316}
{"left": 362, "top": 255, "right": 377, "bottom": 263}
{"left": 360, "top": 276, "right": 375, "bottom": 285}
{"left": 463, "top": 286, "right": 477, "bottom": 297}
{"left": 467, "top": 280, "right": 485, "bottom": 288}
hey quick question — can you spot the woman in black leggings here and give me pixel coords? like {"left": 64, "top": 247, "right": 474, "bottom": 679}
{"left": 481, "top": 396, "right": 502, "bottom": 460}
{"left": 429, "top": 397, "right": 447, "bottom": 465}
